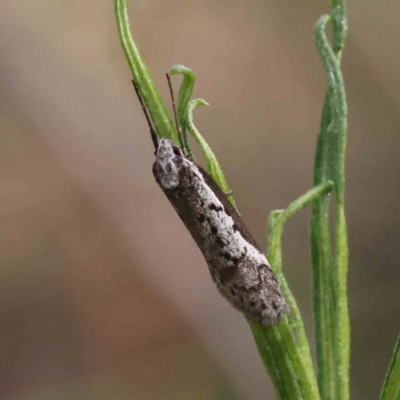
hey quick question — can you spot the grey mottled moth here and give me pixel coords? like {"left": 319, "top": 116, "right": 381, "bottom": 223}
{"left": 133, "top": 77, "right": 289, "bottom": 325}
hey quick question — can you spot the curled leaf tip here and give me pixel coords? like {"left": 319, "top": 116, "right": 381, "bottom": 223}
{"left": 169, "top": 64, "right": 194, "bottom": 76}
{"left": 189, "top": 98, "right": 210, "bottom": 109}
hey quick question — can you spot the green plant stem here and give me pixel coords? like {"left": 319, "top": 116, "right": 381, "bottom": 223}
{"left": 312, "top": 7, "right": 349, "bottom": 400}
{"left": 380, "top": 336, "right": 400, "bottom": 400}
{"left": 252, "top": 182, "right": 333, "bottom": 400}
{"left": 251, "top": 323, "right": 303, "bottom": 400}
{"left": 115, "top": 0, "right": 178, "bottom": 143}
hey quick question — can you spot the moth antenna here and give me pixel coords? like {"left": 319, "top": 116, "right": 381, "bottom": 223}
{"left": 166, "top": 73, "right": 186, "bottom": 153}
{"left": 131, "top": 80, "right": 159, "bottom": 150}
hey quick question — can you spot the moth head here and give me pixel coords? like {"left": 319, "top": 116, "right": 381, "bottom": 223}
{"left": 156, "top": 138, "right": 184, "bottom": 160}
{"left": 154, "top": 138, "right": 185, "bottom": 189}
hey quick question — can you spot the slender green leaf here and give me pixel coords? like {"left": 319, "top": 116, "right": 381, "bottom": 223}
{"left": 311, "top": 93, "right": 336, "bottom": 399}
{"left": 313, "top": 10, "right": 349, "bottom": 400}
{"left": 169, "top": 64, "right": 196, "bottom": 157}
{"left": 186, "top": 99, "right": 237, "bottom": 209}
{"left": 380, "top": 336, "right": 400, "bottom": 400}
{"left": 255, "top": 182, "right": 333, "bottom": 400}
{"left": 115, "top": 0, "right": 178, "bottom": 143}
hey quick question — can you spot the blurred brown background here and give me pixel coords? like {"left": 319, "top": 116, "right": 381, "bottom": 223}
{"left": 1, "top": 1, "right": 399, "bottom": 399}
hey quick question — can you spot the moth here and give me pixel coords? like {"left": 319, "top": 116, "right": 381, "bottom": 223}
{"left": 132, "top": 77, "right": 289, "bottom": 325}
